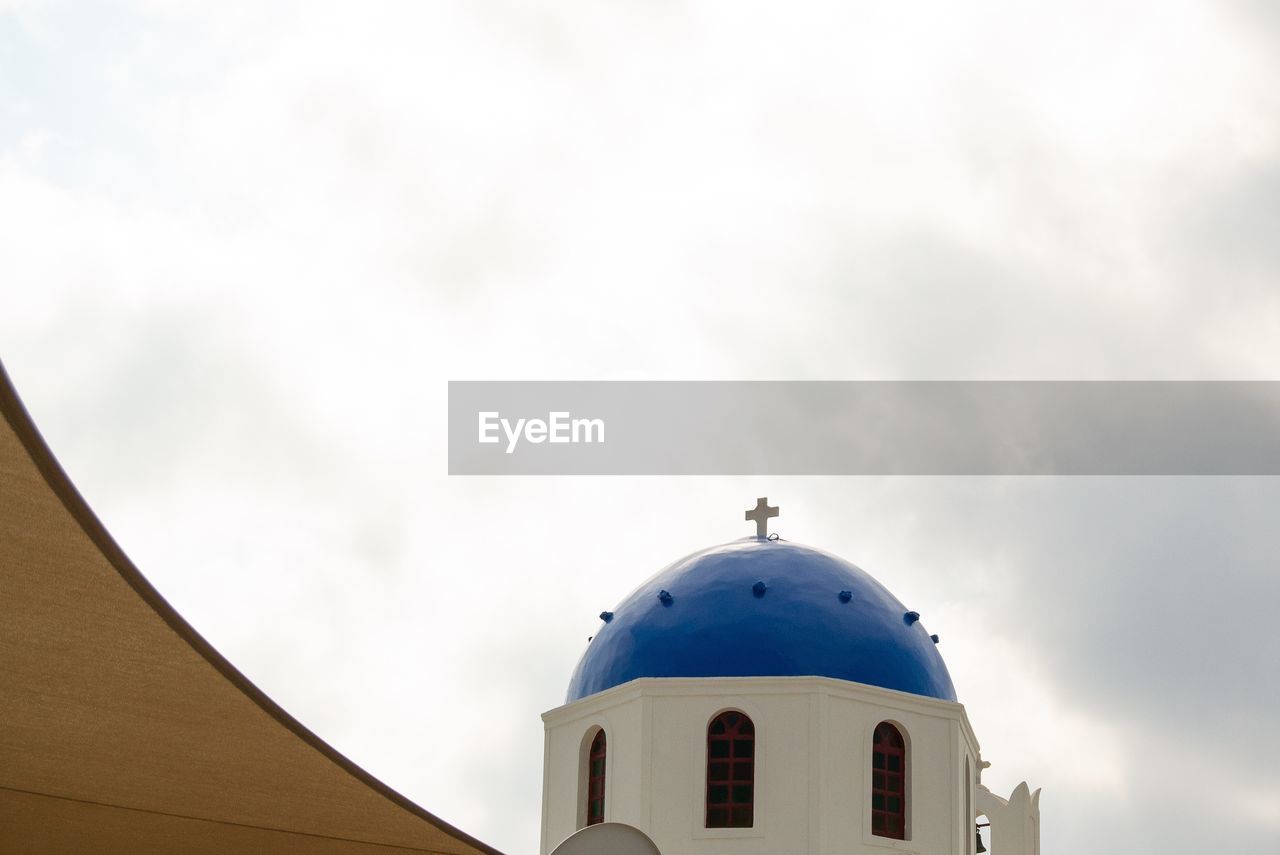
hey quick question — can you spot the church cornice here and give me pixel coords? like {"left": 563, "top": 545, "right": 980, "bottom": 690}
{"left": 543, "top": 675, "right": 980, "bottom": 757}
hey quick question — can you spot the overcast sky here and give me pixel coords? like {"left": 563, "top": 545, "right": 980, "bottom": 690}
{"left": 3, "top": 2, "right": 1280, "bottom": 852}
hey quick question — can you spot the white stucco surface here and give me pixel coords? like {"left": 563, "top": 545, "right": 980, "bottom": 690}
{"left": 541, "top": 676, "right": 1004, "bottom": 855}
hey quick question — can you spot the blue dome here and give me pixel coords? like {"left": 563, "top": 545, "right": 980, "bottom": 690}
{"left": 566, "top": 538, "right": 956, "bottom": 703}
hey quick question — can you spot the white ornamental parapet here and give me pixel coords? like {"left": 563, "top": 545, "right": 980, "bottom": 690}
{"left": 976, "top": 781, "right": 1041, "bottom": 855}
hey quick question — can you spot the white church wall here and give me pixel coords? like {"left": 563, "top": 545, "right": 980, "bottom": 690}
{"left": 647, "top": 686, "right": 813, "bottom": 853}
{"left": 542, "top": 677, "right": 981, "bottom": 855}
{"left": 541, "top": 685, "right": 647, "bottom": 852}
{"left": 821, "top": 694, "right": 969, "bottom": 854}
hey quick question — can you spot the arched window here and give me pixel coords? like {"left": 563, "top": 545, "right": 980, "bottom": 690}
{"left": 706, "top": 710, "right": 755, "bottom": 828}
{"left": 585, "top": 729, "right": 606, "bottom": 826}
{"left": 872, "top": 722, "right": 907, "bottom": 840}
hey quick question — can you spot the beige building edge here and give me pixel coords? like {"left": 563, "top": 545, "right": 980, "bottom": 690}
{"left": 0, "top": 362, "right": 503, "bottom": 855}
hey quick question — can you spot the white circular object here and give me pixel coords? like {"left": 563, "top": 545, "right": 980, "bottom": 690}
{"left": 548, "top": 822, "right": 662, "bottom": 855}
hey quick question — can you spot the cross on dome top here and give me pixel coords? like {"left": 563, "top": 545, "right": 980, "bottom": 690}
{"left": 745, "top": 497, "right": 779, "bottom": 538}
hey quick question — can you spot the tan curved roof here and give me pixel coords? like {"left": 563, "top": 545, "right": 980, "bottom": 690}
{"left": 0, "top": 362, "right": 502, "bottom": 855}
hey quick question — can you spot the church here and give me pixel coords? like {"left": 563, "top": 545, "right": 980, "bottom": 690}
{"left": 540, "top": 499, "right": 1041, "bottom": 855}
{"left": 0, "top": 360, "right": 1039, "bottom": 854}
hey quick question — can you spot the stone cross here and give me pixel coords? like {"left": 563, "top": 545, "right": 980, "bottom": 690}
{"left": 745, "top": 497, "right": 779, "bottom": 538}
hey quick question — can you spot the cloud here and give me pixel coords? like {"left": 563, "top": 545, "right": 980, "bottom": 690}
{"left": 3, "top": 2, "right": 1280, "bottom": 852}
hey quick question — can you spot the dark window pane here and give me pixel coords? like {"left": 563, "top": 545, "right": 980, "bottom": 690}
{"left": 707, "top": 712, "right": 755, "bottom": 829}
{"left": 586, "top": 729, "right": 606, "bottom": 827}
{"left": 871, "top": 723, "right": 907, "bottom": 840}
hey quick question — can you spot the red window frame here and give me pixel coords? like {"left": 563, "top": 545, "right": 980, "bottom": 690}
{"left": 586, "top": 729, "right": 606, "bottom": 826}
{"left": 872, "top": 721, "right": 907, "bottom": 839}
{"left": 705, "top": 710, "right": 755, "bottom": 828}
